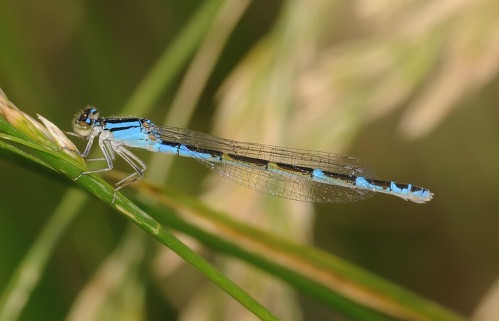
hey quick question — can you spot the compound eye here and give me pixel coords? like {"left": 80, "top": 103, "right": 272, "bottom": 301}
{"left": 86, "top": 107, "right": 99, "bottom": 120}
{"left": 73, "top": 106, "right": 99, "bottom": 137}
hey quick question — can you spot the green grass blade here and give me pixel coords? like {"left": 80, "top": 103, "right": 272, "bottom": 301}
{"left": 122, "top": 0, "right": 224, "bottom": 114}
{"left": 0, "top": 116, "right": 279, "bottom": 321}
{"left": 131, "top": 184, "right": 467, "bottom": 321}
{"left": 0, "top": 1, "right": 228, "bottom": 318}
{"left": 0, "top": 189, "right": 86, "bottom": 321}
{"left": 0, "top": 88, "right": 466, "bottom": 320}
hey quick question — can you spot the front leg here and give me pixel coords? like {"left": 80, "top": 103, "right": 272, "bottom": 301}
{"left": 73, "top": 136, "right": 115, "bottom": 181}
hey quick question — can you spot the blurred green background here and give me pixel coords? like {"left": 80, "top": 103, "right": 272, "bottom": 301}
{"left": 1, "top": 1, "right": 499, "bottom": 320}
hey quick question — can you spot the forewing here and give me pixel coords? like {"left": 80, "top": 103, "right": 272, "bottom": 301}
{"left": 156, "top": 126, "right": 375, "bottom": 203}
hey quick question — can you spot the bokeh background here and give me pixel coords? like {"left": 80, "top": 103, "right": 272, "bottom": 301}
{"left": 1, "top": 1, "right": 499, "bottom": 320}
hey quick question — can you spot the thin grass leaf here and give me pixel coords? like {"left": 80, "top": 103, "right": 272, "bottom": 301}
{"left": 130, "top": 182, "right": 467, "bottom": 321}
{"left": 0, "top": 2, "right": 230, "bottom": 319}
{"left": 122, "top": 0, "right": 225, "bottom": 114}
{"left": 0, "top": 188, "right": 86, "bottom": 321}
{"left": 0, "top": 104, "right": 278, "bottom": 321}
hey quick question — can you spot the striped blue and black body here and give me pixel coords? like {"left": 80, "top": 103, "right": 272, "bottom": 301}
{"left": 73, "top": 107, "right": 433, "bottom": 204}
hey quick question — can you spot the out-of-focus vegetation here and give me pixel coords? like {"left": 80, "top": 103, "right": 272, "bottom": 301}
{"left": 0, "top": 1, "right": 498, "bottom": 320}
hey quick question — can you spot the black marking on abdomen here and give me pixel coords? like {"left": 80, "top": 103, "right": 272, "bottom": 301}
{"left": 228, "top": 154, "right": 269, "bottom": 167}
{"left": 371, "top": 179, "right": 409, "bottom": 190}
{"left": 323, "top": 171, "right": 357, "bottom": 182}
{"left": 185, "top": 145, "right": 224, "bottom": 157}
{"left": 275, "top": 162, "right": 314, "bottom": 175}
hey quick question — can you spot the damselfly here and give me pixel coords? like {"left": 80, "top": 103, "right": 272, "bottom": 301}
{"left": 71, "top": 107, "right": 433, "bottom": 204}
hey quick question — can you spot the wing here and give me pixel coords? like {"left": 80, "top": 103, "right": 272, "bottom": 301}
{"left": 154, "top": 125, "right": 375, "bottom": 203}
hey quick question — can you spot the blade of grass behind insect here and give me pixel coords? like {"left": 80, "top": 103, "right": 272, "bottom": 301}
{"left": 0, "top": 2, "right": 227, "bottom": 318}
{"left": 0, "top": 125, "right": 279, "bottom": 321}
